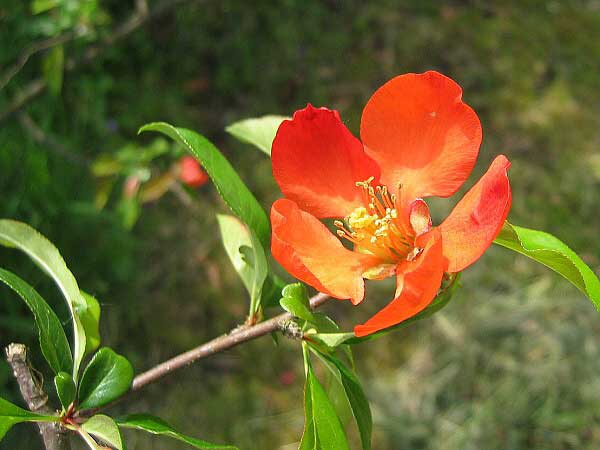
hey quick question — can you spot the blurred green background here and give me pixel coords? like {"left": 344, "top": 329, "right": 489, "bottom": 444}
{"left": 1, "top": 1, "right": 600, "bottom": 449}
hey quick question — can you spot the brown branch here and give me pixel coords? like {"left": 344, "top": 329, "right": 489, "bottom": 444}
{"left": 5, "top": 344, "right": 70, "bottom": 450}
{"left": 131, "top": 293, "right": 330, "bottom": 391}
{"left": 0, "top": 0, "right": 193, "bottom": 125}
{"left": 0, "top": 29, "right": 87, "bottom": 91}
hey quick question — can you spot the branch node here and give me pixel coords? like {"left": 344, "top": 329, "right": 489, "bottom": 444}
{"left": 278, "top": 319, "right": 304, "bottom": 340}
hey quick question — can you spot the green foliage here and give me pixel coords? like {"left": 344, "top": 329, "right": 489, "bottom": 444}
{"left": 139, "top": 123, "right": 270, "bottom": 249}
{"left": 311, "top": 348, "right": 372, "bottom": 450}
{"left": 80, "top": 291, "right": 101, "bottom": 355}
{"left": 117, "top": 414, "right": 238, "bottom": 449}
{"left": 2, "top": 1, "right": 600, "bottom": 448}
{"left": 54, "top": 371, "right": 76, "bottom": 410}
{"left": 494, "top": 222, "right": 600, "bottom": 309}
{"left": 0, "top": 268, "right": 72, "bottom": 374}
{"left": 81, "top": 415, "right": 125, "bottom": 450}
{"left": 226, "top": 115, "right": 288, "bottom": 155}
{"left": 216, "top": 214, "right": 267, "bottom": 317}
{"left": 42, "top": 44, "right": 64, "bottom": 95}
{"left": 300, "top": 344, "right": 351, "bottom": 450}
{"left": 0, "top": 220, "right": 89, "bottom": 380}
{"left": 0, "top": 397, "right": 57, "bottom": 441}
{"left": 77, "top": 347, "right": 134, "bottom": 410}
{"left": 280, "top": 283, "right": 315, "bottom": 324}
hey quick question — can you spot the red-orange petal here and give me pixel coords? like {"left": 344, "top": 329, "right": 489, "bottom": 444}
{"left": 360, "top": 71, "right": 482, "bottom": 200}
{"left": 271, "top": 198, "right": 380, "bottom": 304}
{"left": 439, "top": 154, "right": 512, "bottom": 273}
{"left": 354, "top": 229, "right": 447, "bottom": 337}
{"left": 272, "top": 104, "right": 380, "bottom": 218}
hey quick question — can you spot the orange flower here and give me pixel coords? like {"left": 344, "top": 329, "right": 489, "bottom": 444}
{"left": 178, "top": 156, "right": 209, "bottom": 187}
{"left": 270, "top": 71, "right": 512, "bottom": 337}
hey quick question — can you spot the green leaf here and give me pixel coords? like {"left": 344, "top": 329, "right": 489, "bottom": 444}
{"left": 117, "top": 414, "right": 238, "bottom": 449}
{"left": 139, "top": 122, "right": 270, "bottom": 248}
{"left": 82, "top": 415, "right": 125, "bottom": 450}
{"left": 494, "top": 222, "right": 600, "bottom": 309}
{"left": 225, "top": 115, "right": 288, "bottom": 155}
{"left": 54, "top": 372, "right": 76, "bottom": 410}
{"left": 260, "top": 272, "right": 287, "bottom": 309}
{"left": 76, "top": 428, "right": 104, "bottom": 450}
{"left": 0, "top": 268, "right": 72, "bottom": 374}
{"left": 300, "top": 350, "right": 350, "bottom": 450}
{"left": 216, "top": 214, "right": 268, "bottom": 316}
{"left": 280, "top": 283, "right": 315, "bottom": 324}
{"left": 0, "top": 397, "right": 58, "bottom": 441}
{"left": 42, "top": 45, "right": 64, "bottom": 95}
{"left": 0, "top": 220, "right": 89, "bottom": 381}
{"left": 78, "top": 348, "right": 134, "bottom": 410}
{"left": 312, "top": 349, "right": 372, "bottom": 450}
{"left": 80, "top": 292, "right": 101, "bottom": 355}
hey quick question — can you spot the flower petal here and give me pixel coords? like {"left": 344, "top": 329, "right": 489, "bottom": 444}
{"left": 440, "top": 155, "right": 512, "bottom": 273}
{"left": 361, "top": 71, "right": 482, "bottom": 199}
{"left": 272, "top": 104, "right": 380, "bottom": 218}
{"left": 354, "top": 229, "right": 447, "bottom": 337}
{"left": 271, "top": 199, "right": 380, "bottom": 304}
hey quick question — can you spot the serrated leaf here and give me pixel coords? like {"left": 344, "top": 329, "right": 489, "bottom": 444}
{"left": 117, "top": 414, "right": 238, "bottom": 449}
{"left": 216, "top": 214, "right": 268, "bottom": 316}
{"left": 0, "top": 220, "right": 89, "bottom": 381}
{"left": 0, "top": 268, "right": 72, "bottom": 374}
{"left": 494, "top": 221, "right": 600, "bottom": 309}
{"left": 311, "top": 349, "right": 372, "bottom": 450}
{"left": 54, "top": 372, "right": 76, "bottom": 410}
{"left": 0, "top": 397, "right": 58, "bottom": 441}
{"left": 300, "top": 351, "right": 350, "bottom": 450}
{"left": 138, "top": 122, "right": 270, "bottom": 248}
{"left": 82, "top": 415, "right": 125, "bottom": 450}
{"left": 225, "top": 115, "right": 288, "bottom": 155}
{"left": 78, "top": 348, "right": 134, "bottom": 410}
{"left": 280, "top": 283, "right": 315, "bottom": 324}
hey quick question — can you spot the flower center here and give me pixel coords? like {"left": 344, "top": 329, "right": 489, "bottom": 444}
{"left": 335, "top": 177, "right": 415, "bottom": 263}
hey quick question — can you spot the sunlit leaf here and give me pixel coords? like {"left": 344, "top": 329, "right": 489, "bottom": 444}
{"left": 54, "top": 372, "right": 76, "bottom": 410}
{"left": 139, "top": 122, "right": 270, "bottom": 248}
{"left": 78, "top": 348, "right": 134, "bottom": 410}
{"left": 0, "top": 268, "right": 72, "bottom": 374}
{"left": 80, "top": 292, "right": 101, "bottom": 355}
{"left": 0, "top": 220, "right": 89, "bottom": 380}
{"left": 117, "top": 414, "right": 238, "bottom": 449}
{"left": 225, "top": 115, "right": 288, "bottom": 155}
{"left": 0, "top": 397, "right": 58, "bottom": 441}
{"left": 494, "top": 222, "right": 600, "bottom": 309}
{"left": 216, "top": 214, "right": 268, "bottom": 316}
{"left": 311, "top": 348, "right": 372, "bottom": 450}
{"left": 280, "top": 283, "right": 315, "bottom": 324}
{"left": 300, "top": 346, "right": 350, "bottom": 450}
{"left": 82, "top": 415, "right": 125, "bottom": 450}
